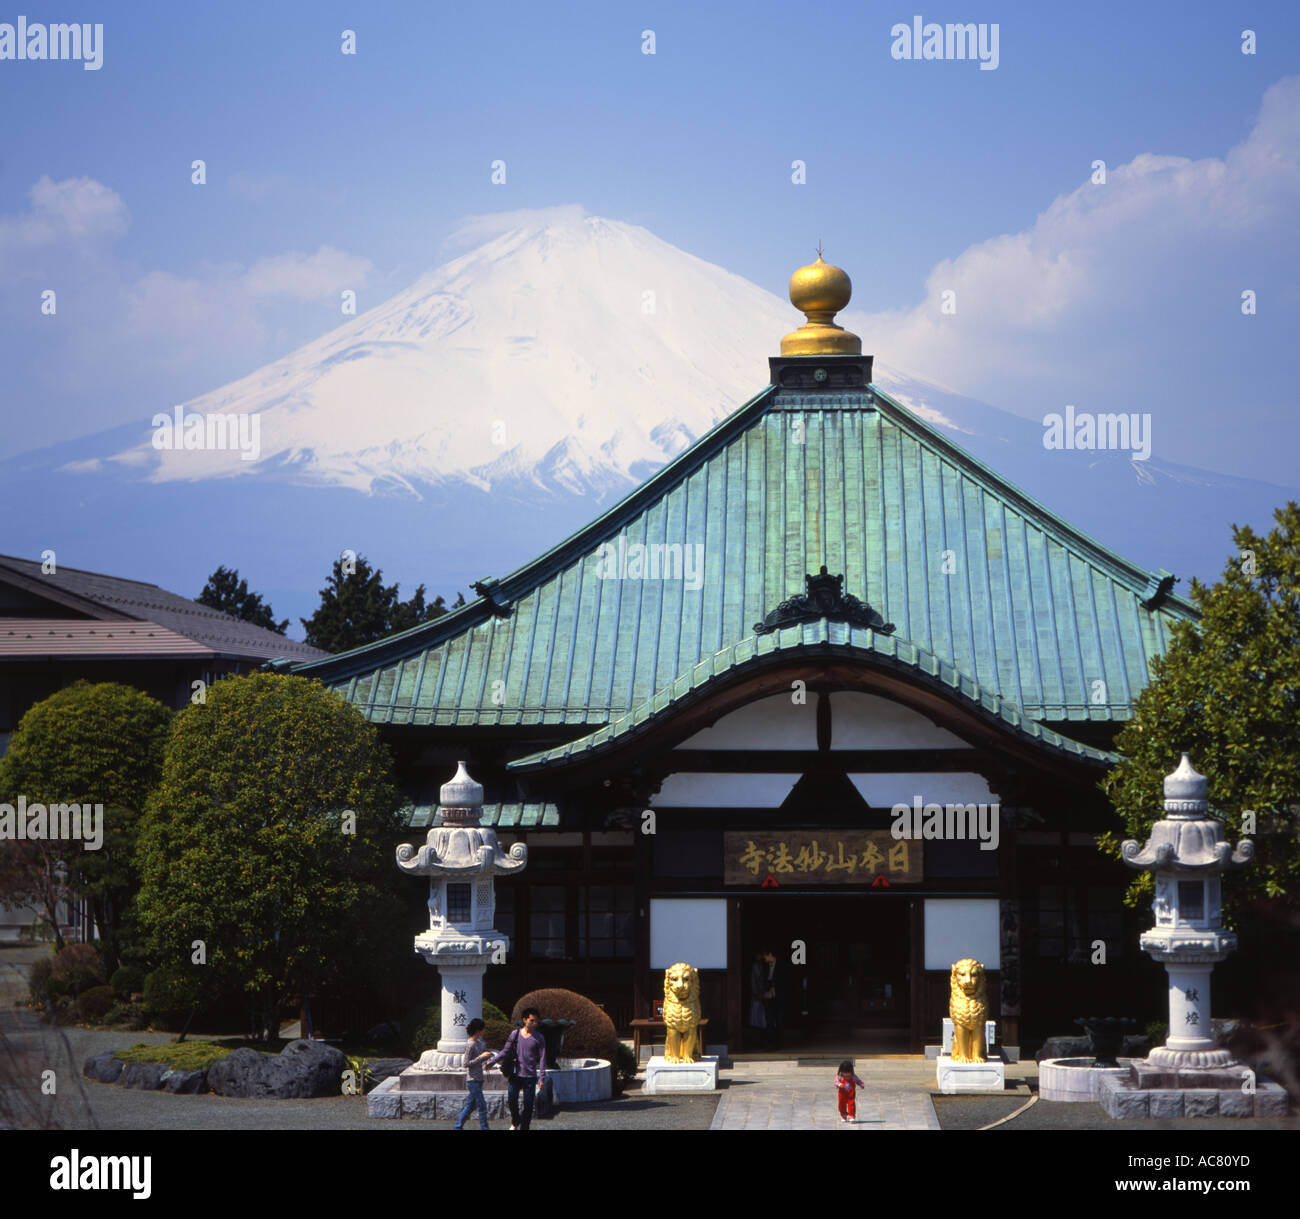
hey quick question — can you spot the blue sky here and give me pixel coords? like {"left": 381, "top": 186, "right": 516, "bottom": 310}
{"left": 2, "top": 0, "right": 1298, "bottom": 484}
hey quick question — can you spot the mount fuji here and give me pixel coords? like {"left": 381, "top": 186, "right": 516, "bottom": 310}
{"left": 3, "top": 208, "right": 1293, "bottom": 635}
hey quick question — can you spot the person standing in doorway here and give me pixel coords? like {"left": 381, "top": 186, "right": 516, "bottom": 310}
{"left": 762, "top": 948, "right": 783, "bottom": 1049}
{"left": 749, "top": 950, "right": 768, "bottom": 1046}
{"left": 489, "top": 1006, "right": 548, "bottom": 1130}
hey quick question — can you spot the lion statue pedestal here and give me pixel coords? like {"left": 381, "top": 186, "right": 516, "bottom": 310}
{"left": 643, "top": 963, "right": 719, "bottom": 1094}
{"left": 935, "top": 959, "right": 1007, "bottom": 1093}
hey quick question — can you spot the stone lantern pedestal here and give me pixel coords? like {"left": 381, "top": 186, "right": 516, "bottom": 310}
{"left": 1096, "top": 755, "right": 1288, "bottom": 1118}
{"left": 367, "top": 762, "right": 527, "bottom": 1119}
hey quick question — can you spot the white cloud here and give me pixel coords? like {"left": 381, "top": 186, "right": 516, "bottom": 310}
{"left": 244, "top": 246, "right": 373, "bottom": 301}
{"left": 844, "top": 76, "right": 1300, "bottom": 400}
{"left": 0, "top": 175, "right": 128, "bottom": 249}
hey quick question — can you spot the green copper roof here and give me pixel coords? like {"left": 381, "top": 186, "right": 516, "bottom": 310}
{"left": 505, "top": 621, "right": 1120, "bottom": 772}
{"left": 401, "top": 802, "right": 562, "bottom": 830}
{"left": 297, "top": 379, "right": 1195, "bottom": 738}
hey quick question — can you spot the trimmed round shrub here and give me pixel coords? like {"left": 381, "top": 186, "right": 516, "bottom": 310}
{"left": 510, "top": 988, "right": 618, "bottom": 1063}
{"left": 77, "top": 985, "right": 116, "bottom": 1023}
{"left": 110, "top": 965, "right": 146, "bottom": 999}
{"left": 48, "top": 944, "right": 106, "bottom": 998}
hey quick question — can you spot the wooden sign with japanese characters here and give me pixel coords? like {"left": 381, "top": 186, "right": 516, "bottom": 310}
{"left": 724, "top": 831, "right": 922, "bottom": 886}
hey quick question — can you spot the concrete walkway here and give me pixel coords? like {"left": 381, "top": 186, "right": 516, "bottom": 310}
{"left": 710, "top": 1057, "right": 941, "bottom": 1130}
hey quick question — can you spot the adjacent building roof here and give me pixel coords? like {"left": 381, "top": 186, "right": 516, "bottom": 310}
{"left": 0, "top": 555, "right": 324, "bottom": 663}
{"left": 294, "top": 372, "right": 1195, "bottom": 745}
{"left": 0, "top": 619, "right": 213, "bottom": 659}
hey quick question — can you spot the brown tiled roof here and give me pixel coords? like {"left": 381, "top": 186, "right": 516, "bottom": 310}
{"left": 0, "top": 555, "right": 325, "bottom": 662}
{"left": 0, "top": 619, "right": 213, "bottom": 658}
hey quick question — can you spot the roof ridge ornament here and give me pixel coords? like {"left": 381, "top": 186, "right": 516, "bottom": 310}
{"left": 780, "top": 251, "right": 862, "bottom": 357}
{"left": 753, "top": 565, "right": 895, "bottom": 635}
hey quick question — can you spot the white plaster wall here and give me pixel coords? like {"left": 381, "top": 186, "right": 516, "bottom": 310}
{"left": 848, "top": 772, "right": 997, "bottom": 807}
{"left": 650, "top": 772, "right": 801, "bottom": 808}
{"left": 674, "top": 692, "right": 816, "bottom": 750}
{"left": 924, "top": 899, "right": 1001, "bottom": 970}
{"left": 830, "top": 692, "right": 966, "bottom": 748}
{"left": 650, "top": 899, "right": 728, "bottom": 969}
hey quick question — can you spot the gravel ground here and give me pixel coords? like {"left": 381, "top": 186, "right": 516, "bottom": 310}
{"left": 1, "top": 942, "right": 718, "bottom": 1131}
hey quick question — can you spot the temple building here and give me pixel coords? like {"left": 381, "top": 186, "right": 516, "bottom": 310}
{"left": 293, "top": 256, "right": 1195, "bottom": 1051}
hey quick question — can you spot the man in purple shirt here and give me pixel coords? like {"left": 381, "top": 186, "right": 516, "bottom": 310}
{"left": 489, "top": 1006, "right": 548, "bottom": 1131}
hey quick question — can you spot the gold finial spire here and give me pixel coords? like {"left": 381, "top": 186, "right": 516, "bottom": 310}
{"left": 781, "top": 248, "right": 861, "bottom": 357}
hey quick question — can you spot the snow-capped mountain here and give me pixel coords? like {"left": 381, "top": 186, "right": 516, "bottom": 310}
{"left": 4, "top": 209, "right": 1294, "bottom": 630}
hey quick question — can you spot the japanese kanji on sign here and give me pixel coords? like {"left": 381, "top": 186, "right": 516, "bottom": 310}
{"left": 723, "top": 831, "right": 922, "bottom": 885}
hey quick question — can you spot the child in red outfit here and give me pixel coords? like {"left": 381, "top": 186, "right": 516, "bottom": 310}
{"left": 835, "top": 1059, "right": 865, "bottom": 1122}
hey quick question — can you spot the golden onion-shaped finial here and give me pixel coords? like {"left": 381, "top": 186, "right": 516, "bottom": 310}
{"left": 781, "top": 250, "right": 861, "bottom": 356}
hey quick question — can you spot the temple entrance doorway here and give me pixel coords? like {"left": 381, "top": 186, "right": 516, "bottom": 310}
{"left": 740, "top": 895, "right": 911, "bottom": 1052}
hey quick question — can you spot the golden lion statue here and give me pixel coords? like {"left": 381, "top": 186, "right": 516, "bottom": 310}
{"left": 949, "top": 959, "right": 988, "bottom": 1063}
{"left": 662, "top": 963, "right": 702, "bottom": 1063}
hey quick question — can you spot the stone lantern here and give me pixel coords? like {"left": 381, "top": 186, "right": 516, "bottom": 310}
{"left": 1121, "top": 754, "right": 1253, "bottom": 1070}
{"left": 396, "top": 761, "right": 527, "bottom": 1071}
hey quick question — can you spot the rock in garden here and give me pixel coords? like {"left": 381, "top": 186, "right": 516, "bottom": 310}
{"left": 1035, "top": 1036, "right": 1090, "bottom": 1061}
{"left": 161, "top": 1068, "right": 207, "bottom": 1094}
{"left": 83, "top": 1051, "right": 124, "bottom": 1084}
{"left": 276, "top": 1039, "right": 348, "bottom": 1097}
{"left": 119, "top": 1062, "right": 168, "bottom": 1090}
{"left": 362, "top": 1057, "right": 413, "bottom": 1091}
{"left": 207, "top": 1040, "right": 347, "bottom": 1099}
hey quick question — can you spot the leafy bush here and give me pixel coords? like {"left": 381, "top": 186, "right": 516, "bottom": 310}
{"left": 403, "top": 997, "right": 513, "bottom": 1057}
{"left": 110, "top": 965, "right": 146, "bottom": 999}
{"left": 76, "top": 985, "right": 116, "bottom": 1023}
{"left": 509, "top": 988, "right": 618, "bottom": 1063}
{"left": 103, "top": 1001, "right": 147, "bottom": 1030}
{"left": 1144, "top": 1021, "right": 1168, "bottom": 1048}
{"left": 48, "top": 944, "right": 106, "bottom": 998}
{"left": 27, "top": 953, "right": 54, "bottom": 1005}
{"left": 611, "top": 1039, "right": 639, "bottom": 1093}
{"left": 141, "top": 965, "right": 191, "bottom": 1030}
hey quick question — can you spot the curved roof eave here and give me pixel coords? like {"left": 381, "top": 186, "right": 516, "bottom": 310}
{"left": 505, "top": 620, "right": 1121, "bottom": 773}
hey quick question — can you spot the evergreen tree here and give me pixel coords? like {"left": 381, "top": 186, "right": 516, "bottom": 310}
{"left": 0, "top": 683, "right": 172, "bottom": 966}
{"left": 197, "top": 566, "right": 288, "bottom": 635}
{"left": 299, "top": 554, "right": 455, "bottom": 653}
{"left": 135, "top": 673, "right": 404, "bottom": 1041}
{"left": 1099, "top": 502, "right": 1300, "bottom": 923}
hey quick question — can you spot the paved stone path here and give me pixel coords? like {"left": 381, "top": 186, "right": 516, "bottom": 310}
{"left": 710, "top": 1058, "right": 941, "bottom": 1130}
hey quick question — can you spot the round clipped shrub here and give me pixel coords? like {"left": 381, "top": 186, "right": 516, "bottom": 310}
{"left": 77, "top": 985, "right": 116, "bottom": 1023}
{"left": 110, "top": 965, "right": 146, "bottom": 999}
{"left": 49, "top": 944, "right": 106, "bottom": 998}
{"left": 510, "top": 988, "right": 618, "bottom": 1063}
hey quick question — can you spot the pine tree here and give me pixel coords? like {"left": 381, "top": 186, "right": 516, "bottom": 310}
{"left": 299, "top": 555, "right": 456, "bottom": 653}
{"left": 197, "top": 566, "right": 288, "bottom": 635}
